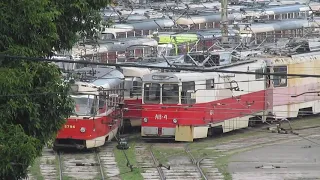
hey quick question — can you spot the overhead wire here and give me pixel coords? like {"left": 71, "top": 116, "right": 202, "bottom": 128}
{"left": 3, "top": 54, "right": 320, "bottom": 78}
{"left": 2, "top": 89, "right": 320, "bottom": 98}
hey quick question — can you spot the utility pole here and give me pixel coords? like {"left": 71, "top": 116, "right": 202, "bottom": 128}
{"left": 221, "top": 0, "right": 229, "bottom": 44}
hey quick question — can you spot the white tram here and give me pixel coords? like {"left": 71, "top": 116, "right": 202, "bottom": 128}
{"left": 70, "top": 36, "right": 158, "bottom": 63}
{"left": 237, "top": 18, "right": 320, "bottom": 45}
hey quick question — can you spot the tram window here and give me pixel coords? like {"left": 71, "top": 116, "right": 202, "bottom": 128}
{"left": 255, "top": 68, "right": 264, "bottom": 79}
{"left": 200, "top": 23, "right": 206, "bottom": 29}
{"left": 266, "top": 67, "right": 271, "bottom": 88}
{"left": 72, "top": 95, "right": 94, "bottom": 116}
{"left": 143, "top": 83, "right": 160, "bottom": 104}
{"left": 181, "top": 81, "right": 196, "bottom": 104}
{"left": 124, "top": 78, "right": 133, "bottom": 97}
{"left": 117, "top": 32, "right": 126, "bottom": 38}
{"left": 128, "top": 50, "right": 134, "bottom": 57}
{"left": 98, "top": 94, "right": 106, "bottom": 110}
{"left": 90, "top": 97, "right": 99, "bottom": 115}
{"left": 206, "top": 79, "right": 215, "bottom": 89}
{"left": 100, "top": 33, "right": 114, "bottom": 40}
{"left": 162, "top": 84, "right": 179, "bottom": 104}
{"left": 273, "top": 66, "right": 287, "bottom": 87}
{"left": 131, "top": 78, "right": 142, "bottom": 97}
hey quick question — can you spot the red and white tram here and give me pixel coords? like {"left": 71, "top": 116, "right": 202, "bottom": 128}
{"left": 120, "top": 58, "right": 181, "bottom": 128}
{"left": 54, "top": 67, "right": 124, "bottom": 149}
{"left": 122, "top": 67, "right": 152, "bottom": 128}
{"left": 140, "top": 52, "right": 268, "bottom": 141}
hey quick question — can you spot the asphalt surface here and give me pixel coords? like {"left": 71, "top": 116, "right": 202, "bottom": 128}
{"left": 228, "top": 134, "right": 320, "bottom": 180}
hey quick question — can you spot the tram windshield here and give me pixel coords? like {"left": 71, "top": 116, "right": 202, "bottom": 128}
{"left": 143, "top": 83, "right": 160, "bottom": 104}
{"left": 72, "top": 95, "right": 95, "bottom": 116}
{"left": 143, "top": 83, "right": 179, "bottom": 104}
{"left": 162, "top": 84, "right": 179, "bottom": 104}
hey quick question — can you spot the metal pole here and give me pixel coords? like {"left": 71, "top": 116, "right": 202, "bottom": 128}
{"left": 221, "top": 0, "right": 228, "bottom": 44}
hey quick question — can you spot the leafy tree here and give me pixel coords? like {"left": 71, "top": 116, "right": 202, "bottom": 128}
{"left": 0, "top": 0, "right": 110, "bottom": 179}
{"left": 0, "top": 124, "right": 41, "bottom": 179}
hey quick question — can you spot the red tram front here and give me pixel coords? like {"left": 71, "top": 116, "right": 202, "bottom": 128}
{"left": 54, "top": 67, "right": 124, "bottom": 149}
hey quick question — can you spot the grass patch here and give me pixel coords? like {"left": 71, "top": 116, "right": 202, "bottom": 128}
{"left": 29, "top": 157, "right": 44, "bottom": 180}
{"left": 285, "top": 116, "right": 320, "bottom": 129}
{"left": 62, "top": 176, "right": 73, "bottom": 180}
{"left": 214, "top": 153, "right": 232, "bottom": 180}
{"left": 114, "top": 140, "right": 143, "bottom": 180}
{"left": 189, "top": 129, "right": 269, "bottom": 153}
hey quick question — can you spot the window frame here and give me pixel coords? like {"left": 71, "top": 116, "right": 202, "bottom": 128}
{"left": 206, "top": 79, "right": 215, "bottom": 89}
{"left": 161, "top": 83, "right": 180, "bottom": 104}
{"left": 273, "top": 66, "right": 288, "bottom": 87}
{"left": 181, "top": 81, "right": 196, "bottom": 105}
{"left": 255, "top": 68, "right": 264, "bottom": 79}
{"left": 143, "top": 83, "right": 161, "bottom": 104}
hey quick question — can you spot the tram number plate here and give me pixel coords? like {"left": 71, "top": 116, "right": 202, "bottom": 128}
{"left": 155, "top": 114, "right": 168, "bottom": 120}
{"left": 64, "top": 125, "right": 76, "bottom": 129}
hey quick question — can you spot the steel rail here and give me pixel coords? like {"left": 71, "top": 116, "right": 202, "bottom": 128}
{"left": 150, "top": 144, "right": 166, "bottom": 180}
{"left": 185, "top": 144, "right": 208, "bottom": 180}
{"left": 95, "top": 149, "right": 106, "bottom": 180}
{"left": 57, "top": 151, "right": 63, "bottom": 180}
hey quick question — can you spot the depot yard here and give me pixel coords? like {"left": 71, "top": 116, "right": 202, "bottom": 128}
{"left": 27, "top": 117, "right": 320, "bottom": 180}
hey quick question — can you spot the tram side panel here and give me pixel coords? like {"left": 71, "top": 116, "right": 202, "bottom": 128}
{"left": 269, "top": 53, "right": 320, "bottom": 119}
{"left": 123, "top": 98, "right": 143, "bottom": 127}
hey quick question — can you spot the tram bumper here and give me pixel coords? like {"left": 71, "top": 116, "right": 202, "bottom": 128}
{"left": 53, "top": 138, "right": 86, "bottom": 150}
{"left": 141, "top": 126, "right": 176, "bottom": 137}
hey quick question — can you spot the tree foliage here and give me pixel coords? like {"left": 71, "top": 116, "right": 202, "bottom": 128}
{"left": 0, "top": 0, "right": 110, "bottom": 179}
{"left": 0, "top": 124, "right": 41, "bottom": 179}
{"left": 0, "top": 0, "right": 110, "bottom": 56}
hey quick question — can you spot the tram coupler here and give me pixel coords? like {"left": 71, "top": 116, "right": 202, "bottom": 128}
{"left": 75, "top": 144, "right": 85, "bottom": 150}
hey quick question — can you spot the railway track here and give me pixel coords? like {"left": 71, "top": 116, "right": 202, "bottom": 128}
{"left": 149, "top": 144, "right": 201, "bottom": 180}
{"left": 39, "top": 147, "right": 58, "bottom": 180}
{"left": 150, "top": 145, "right": 166, "bottom": 180}
{"left": 135, "top": 144, "right": 163, "bottom": 180}
{"left": 97, "top": 143, "right": 121, "bottom": 180}
{"left": 184, "top": 145, "right": 208, "bottom": 180}
{"left": 57, "top": 149, "right": 105, "bottom": 180}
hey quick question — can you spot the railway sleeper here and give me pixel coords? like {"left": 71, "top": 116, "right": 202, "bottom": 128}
{"left": 76, "top": 162, "right": 100, "bottom": 166}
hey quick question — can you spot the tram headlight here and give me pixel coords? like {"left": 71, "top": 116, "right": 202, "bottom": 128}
{"left": 80, "top": 127, "right": 86, "bottom": 133}
{"left": 173, "top": 118, "right": 178, "bottom": 124}
{"left": 143, "top": 118, "right": 148, "bottom": 123}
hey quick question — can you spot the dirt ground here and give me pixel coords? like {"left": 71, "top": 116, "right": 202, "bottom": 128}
{"left": 228, "top": 131, "right": 320, "bottom": 180}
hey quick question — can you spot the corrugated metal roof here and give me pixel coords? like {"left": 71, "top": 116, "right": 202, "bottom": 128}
{"left": 240, "top": 19, "right": 314, "bottom": 33}
{"left": 127, "top": 19, "right": 175, "bottom": 30}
